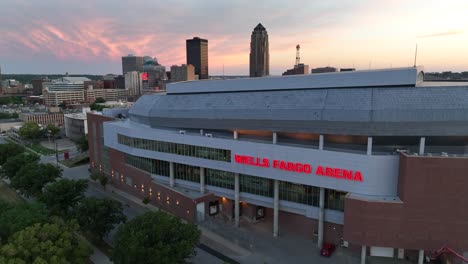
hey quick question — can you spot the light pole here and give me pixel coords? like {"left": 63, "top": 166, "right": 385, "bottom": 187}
{"left": 55, "top": 142, "right": 59, "bottom": 166}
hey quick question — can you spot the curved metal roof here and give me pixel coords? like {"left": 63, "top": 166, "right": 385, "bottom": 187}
{"left": 129, "top": 68, "right": 468, "bottom": 136}
{"left": 129, "top": 85, "right": 468, "bottom": 136}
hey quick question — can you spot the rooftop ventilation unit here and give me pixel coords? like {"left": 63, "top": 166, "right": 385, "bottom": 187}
{"left": 205, "top": 133, "right": 213, "bottom": 138}
{"left": 179, "top": 130, "right": 186, "bottom": 135}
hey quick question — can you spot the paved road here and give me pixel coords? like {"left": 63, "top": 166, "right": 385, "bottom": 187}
{"left": 52, "top": 162, "right": 224, "bottom": 264}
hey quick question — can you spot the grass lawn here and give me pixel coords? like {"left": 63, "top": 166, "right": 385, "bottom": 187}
{"left": 0, "top": 180, "right": 24, "bottom": 205}
{"left": 28, "top": 142, "right": 56, "bottom": 155}
{"left": 60, "top": 153, "right": 89, "bottom": 168}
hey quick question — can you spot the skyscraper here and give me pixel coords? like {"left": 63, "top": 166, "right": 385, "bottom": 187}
{"left": 186, "top": 37, "right": 208, "bottom": 79}
{"left": 122, "top": 55, "right": 143, "bottom": 74}
{"left": 250, "top": 23, "right": 270, "bottom": 77}
{"left": 250, "top": 23, "right": 269, "bottom": 77}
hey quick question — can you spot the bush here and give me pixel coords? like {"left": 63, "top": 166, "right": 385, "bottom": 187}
{"left": 142, "top": 197, "right": 150, "bottom": 204}
{"left": 90, "top": 172, "right": 100, "bottom": 181}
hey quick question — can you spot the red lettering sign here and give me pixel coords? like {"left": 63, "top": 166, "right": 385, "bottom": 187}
{"left": 233, "top": 154, "right": 363, "bottom": 182}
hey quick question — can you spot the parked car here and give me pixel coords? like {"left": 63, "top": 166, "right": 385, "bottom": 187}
{"left": 320, "top": 243, "right": 336, "bottom": 257}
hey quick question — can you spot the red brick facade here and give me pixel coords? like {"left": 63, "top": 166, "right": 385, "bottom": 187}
{"left": 344, "top": 154, "right": 468, "bottom": 253}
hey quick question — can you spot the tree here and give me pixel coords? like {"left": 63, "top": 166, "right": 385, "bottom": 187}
{"left": 0, "top": 203, "right": 48, "bottom": 240}
{"left": 90, "top": 172, "right": 100, "bottom": 181}
{"left": 1, "top": 152, "right": 40, "bottom": 180}
{"left": 0, "top": 222, "right": 92, "bottom": 263}
{"left": 76, "top": 135, "right": 89, "bottom": 152}
{"left": 18, "top": 121, "right": 43, "bottom": 141}
{"left": 94, "top": 97, "right": 106, "bottom": 104}
{"left": 39, "top": 179, "right": 88, "bottom": 217}
{"left": 90, "top": 102, "right": 105, "bottom": 111}
{"left": 113, "top": 211, "right": 200, "bottom": 264}
{"left": 0, "top": 143, "right": 24, "bottom": 165}
{"left": 99, "top": 175, "right": 108, "bottom": 188}
{"left": 74, "top": 197, "right": 126, "bottom": 240}
{"left": 45, "top": 123, "right": 60, "bottom": 138}
{"left": 10, "top": 163, "right": 62, "bottom": 197}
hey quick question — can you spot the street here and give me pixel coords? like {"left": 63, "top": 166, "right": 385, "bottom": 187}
{"left": 41, "top": 156, "right": 224, "bottom": 264}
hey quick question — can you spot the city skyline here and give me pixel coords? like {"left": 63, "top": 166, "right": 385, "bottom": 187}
{"left": 0, "top": 0, "right": 467, "bottom": 75}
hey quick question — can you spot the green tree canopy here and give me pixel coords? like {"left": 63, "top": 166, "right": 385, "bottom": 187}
{"left": 0, "top": 222, "right": 92, "bottom": 264}
{"left": 0, "top": 203, "right": 48, "bottom": 240}
{"left": 76, "top": 135, "right": 89, "bottom": 152}
{"left": 39, "top": 179, "right": 88, "bottom": 217}
{"left": 113, "top": 211, "right": 201, "bottom": 264}
{"left": 10, "top": 163, "right": 62, "bottom": 197}
{"left": 1, "top": 152, "right": 40, "bottom": 180}
{"left": 45, "top": 123, "right": 60, "bottom": 137}
{"left": 94, "top": 97, "right": 106, "bottom": 104}
{"left": 18, "top": 121, "right": 43, "bottom": 141}
{"left": 0, "top": 143, "right": 24, "bottom": 165}
{"left": 74, "top": 197, "right": 126, "bottom": 240}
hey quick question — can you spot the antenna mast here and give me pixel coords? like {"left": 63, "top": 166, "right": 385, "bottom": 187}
{"left": 295, "top": 44, "right": 300, "bottom": 67}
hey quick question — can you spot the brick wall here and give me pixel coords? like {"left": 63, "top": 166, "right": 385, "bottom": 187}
{"left": 344, "top": 154, "right": 468, "bottom": 253}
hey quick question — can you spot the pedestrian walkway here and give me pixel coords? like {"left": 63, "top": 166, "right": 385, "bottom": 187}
{"left": 90, "top": 245, "right": 113, "bottom": 264}
{"left": 101, "top": 183, "right": 361, "bottom": 264}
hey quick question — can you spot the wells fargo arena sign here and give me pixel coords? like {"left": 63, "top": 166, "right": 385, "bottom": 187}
{"left": 234, "top": 154, "right": 363, "bottom": 182}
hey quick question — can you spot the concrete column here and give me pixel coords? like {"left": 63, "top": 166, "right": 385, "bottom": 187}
{"left": 319, "top": 135, "right": 324, "bottom": 150}
{"left": 367, "top": 136, "right": 373, "bottom": 156}
{"left": 233, "top": 130, "right": 238, "bottom": 140}
{"left": 169, "top": 162, "right": 174, "bottom": 187}
{"left": 273, "top": 132, "right": 277, "bottom": 144}
{"left": 418, "top": 250, "right": 424, "bottom": 264}
{"left": 318, "top": 187, "right": 325, "bottom": 248}
{"left": 273, "top": 179, "right": 279, "bottom": 237}
{"left": 361, "top": 245, "right": 367, "bottom": 264}
{"left": 419, "top": 137, "right": 425, "bottom": 155}
{"left": 199, "top": 167, "right": 205, "bottom": 194}
{"left": 234, "top": 173, "right": 240, "bottom": 227}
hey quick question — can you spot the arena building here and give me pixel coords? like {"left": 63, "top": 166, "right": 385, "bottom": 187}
{"left": 88, "top": 67, "right": 468, "bottom": 263}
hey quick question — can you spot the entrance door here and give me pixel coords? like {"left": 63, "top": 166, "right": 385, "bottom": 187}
{"left": 196, "top": 202, "right": 205, "bottom": 222}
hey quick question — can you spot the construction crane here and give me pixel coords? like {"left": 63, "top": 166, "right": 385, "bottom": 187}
{"left": 295, "top": 44, "right": 301, "bottom": 67}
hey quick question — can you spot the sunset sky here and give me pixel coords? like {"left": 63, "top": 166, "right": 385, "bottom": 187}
{"left": 0, "top": 0, "right": 467, "bottom": 75}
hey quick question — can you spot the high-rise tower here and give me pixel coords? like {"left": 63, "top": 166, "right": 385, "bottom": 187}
{"left": 186, "top": 37, "right": 208, "bottom": 79}
{"left": 249, "top": 23, "right": 269, "bottom": 77}
{"left": 122, "top": 55, "right": 143, "bottom": 75}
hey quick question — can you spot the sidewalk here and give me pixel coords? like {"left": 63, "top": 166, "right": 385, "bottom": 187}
{"left": 98, "top": 183, "right": 361, "bottom": 264}
{"left": 90, "top": 246, "right": 113, "bottom": 264}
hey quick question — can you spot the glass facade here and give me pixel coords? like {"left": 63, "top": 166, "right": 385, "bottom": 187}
{"left": 205, "top": 168, "right": 235, "bottom": 190}
{"left": 121, "top": 153, "right": 345, "bottom": 212}
{"left": 279, "top": 182, "right": 320, "bottom": 207}
{"left": 240, "top": 174, "right": 273, "bottom": 197}
{"left": 174, "top": 163, "right": 200, "bottom": 183}
{"left": 325, "top": 189, "right": 346, "bottom": 211}
{"left": 117, "top": 134, "right": 231, "bottom": 162}
{"left": 125, "top": 154, "right": 170, "bottom": 176}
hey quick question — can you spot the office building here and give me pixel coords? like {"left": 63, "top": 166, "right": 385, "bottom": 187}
{"left": 170, "top": 64, "right": 195, "bottom": 83}
{"left": 250, "top": 23, "right": 269, "bottom": 77}
{"left": 88, "top": 66, "right": 468, "bottom": 264}
{"left": 186, "top": 37, "right": 208, "bottom": 79}
{"left": 20, "top": 111, "right": 64, "bottom": 126}
{"left": 282, "top": 64, "right": 309, "bottom": 76}
{"left": 44, "top": 77, "right": 90, "bottom": 91}
{"left": 64, "top": 108, "right": 90, "bottom": 141}
{"left": 125, "top": 71, "right": 143, "bottom": 97}
{"left": 32, "top": 77, "right": 50, "bottom": 95}
{"left": 122, "top": 55, "right": 143, "bottom": 74}
{"left": 142, "top": 56, "right": 166, "bottom": 91}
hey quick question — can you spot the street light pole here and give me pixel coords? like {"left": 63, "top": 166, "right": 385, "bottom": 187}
{"left": 55, "top": 142, "right": 59, "bottom": 166}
